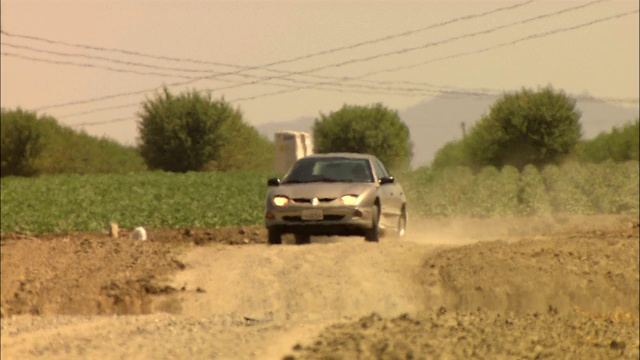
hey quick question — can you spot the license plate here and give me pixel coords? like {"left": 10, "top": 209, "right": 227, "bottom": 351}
{"left": 301, "top": 209, "right": 323, "bottom": 220}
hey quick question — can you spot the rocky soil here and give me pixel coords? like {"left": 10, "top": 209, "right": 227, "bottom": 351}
{"left": 1, "top": 215, "right": 638, "bottom": 359}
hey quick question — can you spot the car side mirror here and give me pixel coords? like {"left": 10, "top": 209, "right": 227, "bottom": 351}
{"left": 379, "top": 176, "right": 395, "bottom": 185}
{"left": 267, "top": 177, "right": 281, "bottom": 186}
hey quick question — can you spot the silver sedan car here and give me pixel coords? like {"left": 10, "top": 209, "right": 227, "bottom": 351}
{"left": 264, "top": 153, "right": 407, "bottom": 244}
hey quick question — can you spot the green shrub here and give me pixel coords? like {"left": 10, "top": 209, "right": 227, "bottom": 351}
{"left": 212, "top": 115, "right": 275, "bottom": 172}
{"left": 542, "top": 163, "right": 593, "bottom": 214}
{"left": 577, "top": 118, "right": 639, "bottom": 163}
{"left": 418, "top": 166, "right": 475, "bottom": 217}
{"left": 464, "top": 86, "right": 581, "bottom": 170}
{"left": 313, "top": 103, "right": 412, "bottom": 171}
{"left": 35, "top": 122, "right": 146, "bottom": 175}
{"left": 580, "top": 161, "right": 639, "bottom": 214}
{"left": 458, "top": 166, "right": 520, "bottom": 217}
{"left": 1, "top": 108, "right": 146, "bottom": 176}
{"left": 431, "top": 139, "right": 468, "bottom": 170}
{"left": 138, "top": 88, "right": 273, "bottom": 172}
{"left": 518, "top": 164, "right": 552, "bottom": 216}
{"left": 1, "top": 108, "right": 46, "bottom": 177}
{"left": 404, "top": 161, "right": 637, "bottom": 218}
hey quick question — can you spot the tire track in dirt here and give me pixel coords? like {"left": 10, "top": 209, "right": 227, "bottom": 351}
{"left": 1, "top": 234, "right": 441, "bottom": 360}
{"left": 173, "top": 239, "right": 435, "bottom": 321}
{"left": 168, "top": 237, "right": 438, "bottom": 358}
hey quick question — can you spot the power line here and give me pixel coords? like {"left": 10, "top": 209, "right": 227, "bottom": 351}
{"left": 3, "top": 40, "right": 467, "bottom": 107}
{"left": 67, "top": 89, "right": 638, "bottom": 129}
{"left": 361, "top": 9, "right": 640, "bottom": 77}
{"left": 231, "top": 6, "right": 637, "bottom": 102}
{"left": 1, "top": 51, "right": 198, "bottom": 79}
{"left": 71, "top": 117, "right": 133, "bottom": 127}
{"left": 54, "top": 0, "right": 620, "bottom": 113}
{"left": 39, "top": 7, "right": 640, "bottom": 125}
{"left": 6, "top": 48, "right": 489, "bottom": 113}
{"left": 4, "top": 2, "right": 637, "bottom": 128}
{"left": 0, "top": 0, "right": 534, "bottom": 73}
{"left": 3, "top": 36, "right": 452, "bottom": 92}
{"left": 1, "top": 42, "right": 219, "bottom": 75}
{"left": 60, "top": 83, "right": 497, "bottom": 120}
{"left": 2, "top": 0, "right": 537, "bottom": 111}
{"left": 259, "top": 0, "right": 610, "bottom": 78}
{"left": 2, "top": 48, "right": 387, "bottom": 92}
{"left": 2, "top": 41, "right": 468, "bottom": 99}
{"left": 171, "top": 0, "right": 615, "bottom": 101}
{"left": 251, "top": 0, "right": 537, "bottom": 69}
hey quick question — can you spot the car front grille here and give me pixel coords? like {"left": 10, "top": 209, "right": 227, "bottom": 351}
{"left": 292, "top": 197, "right": 336, "bottom": 204}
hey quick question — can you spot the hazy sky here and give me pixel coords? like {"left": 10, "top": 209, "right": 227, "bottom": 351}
{"left": 1, "top": 0, "right": 638, "bottom": 145}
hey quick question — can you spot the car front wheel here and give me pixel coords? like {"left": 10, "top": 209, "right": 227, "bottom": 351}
{"left": 364, "top": 204, "right": 380, "bottom": 242}
{"left": 268, "top": 229, "right": 282, "bottom": 245}
{"left": 396, "top": 210, "right": 407, "bottom": 238}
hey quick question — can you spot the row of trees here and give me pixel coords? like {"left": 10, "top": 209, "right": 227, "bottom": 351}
{"left": 137, "top": 85, "right": 633, "bottom": 174}
{"left": 433, "top": 87, "right": 583, "bottom": 170}
{"left": 575, "top": 119, "right": 639, "bottom": 163}
{"left": 138, "top": 90, "right": 413, "bottom": 172}
{"left": 1, "top": 108, "right": 146, "bottom": 177}
{"left": 0, "top": 89, "right": 276, "bottom": 177}
{"left": 2, "top": 86, "right": 637, "bottom": 177}
{"left": 432, "top": 87, "right": 638, "bottom": 170}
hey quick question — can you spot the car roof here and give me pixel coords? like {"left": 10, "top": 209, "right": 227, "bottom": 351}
{"left": 301, "top": 152, "right": 375, "bottom": 161}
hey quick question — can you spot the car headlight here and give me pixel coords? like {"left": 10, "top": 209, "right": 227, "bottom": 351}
{"left": 340, "top": 195, "right": 359, "bottom": 205}
{"left": 273, "top": 196, "right": 290, "bottom": 207}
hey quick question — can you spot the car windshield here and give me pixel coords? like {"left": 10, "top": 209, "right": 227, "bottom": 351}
{"left": 283, "top": 157, "right": 374, "bottom": 184}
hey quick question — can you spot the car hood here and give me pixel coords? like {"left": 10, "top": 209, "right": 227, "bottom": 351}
{"left": 269, "top": 182, "right": 374, "bottom": 199}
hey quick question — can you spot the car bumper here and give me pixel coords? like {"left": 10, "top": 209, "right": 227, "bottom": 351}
{"left": 265, "top": 205, "right": 374, "bottom": 236}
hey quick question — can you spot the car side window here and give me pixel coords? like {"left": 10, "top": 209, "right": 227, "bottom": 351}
{"left": 372, "top": 158, "right": 390, "bottom": 179}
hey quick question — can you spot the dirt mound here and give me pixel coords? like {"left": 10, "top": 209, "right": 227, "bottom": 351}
{"left": 1, "top": 216, "right": 638, "bottom": 359}
{"left": 287, "top": 219, "right": 640, "bottom": 360}
{"left": 0, "top": 225, "right": 267, "bottom": 317}
{"left": 422, "top": 227, "right": 639, "bottom": 315}
{"left": 289, "top": 310, "right": 639, "bottom": 360}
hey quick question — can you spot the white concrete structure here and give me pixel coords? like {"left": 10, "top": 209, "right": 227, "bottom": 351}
{"left": 274, "top": 131, "right": 313, "bottom": 174}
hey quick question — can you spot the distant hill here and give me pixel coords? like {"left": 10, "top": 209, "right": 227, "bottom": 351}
{"left": 256, "top": 95, "right": 639, "bottom": 169}
{"left": 399, "top": 95, "right": 495, "bottom": 169}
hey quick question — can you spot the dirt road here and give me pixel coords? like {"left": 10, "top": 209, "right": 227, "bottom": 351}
{"left": 1, "top": 215, "right": 638, "bottom": 359}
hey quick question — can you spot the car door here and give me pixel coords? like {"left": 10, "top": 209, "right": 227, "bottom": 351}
{"left": 371, "top": 158, "right": 402, "bottom": 229}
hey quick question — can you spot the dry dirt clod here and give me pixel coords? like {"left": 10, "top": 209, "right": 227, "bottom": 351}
{"left": 109, "top": 222, "right": 119, "bottom": 239}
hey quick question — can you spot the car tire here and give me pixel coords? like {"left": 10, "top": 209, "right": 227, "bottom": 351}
{"left": 396, "top": 210, "right": 407, "bottom": 238}
{"left": 294, "top": 234, "right": 311, "bottom": 245}
{"left": 364, "top": 204, "right": 380, "bottom": 242}
{"left": 268, "top": 229, "right": 282, "bottom": 245}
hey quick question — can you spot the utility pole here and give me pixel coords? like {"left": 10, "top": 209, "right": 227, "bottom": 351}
{"left": 460, "top": 122, "right": 466, "bottom": 138}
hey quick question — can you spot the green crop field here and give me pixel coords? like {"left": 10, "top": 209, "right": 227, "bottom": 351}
{"left": 1, "top": 161, "right": 638, "bottom": 234}
{"left": 401, "top": 161, "right": 639, "bottom": 218}
{"left": 1, "top": 171, "right": 275, "bottom": 234}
